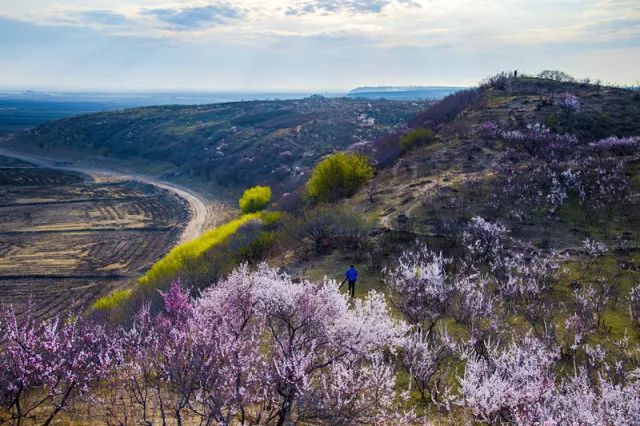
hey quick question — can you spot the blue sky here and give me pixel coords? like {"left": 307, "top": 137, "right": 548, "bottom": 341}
{"left": 1, "top": 0, "right": 639, "bottom": 91}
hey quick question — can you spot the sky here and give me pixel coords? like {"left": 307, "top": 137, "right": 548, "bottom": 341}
{"left": 1, "top": 0, "right": 639, "bottom": 91}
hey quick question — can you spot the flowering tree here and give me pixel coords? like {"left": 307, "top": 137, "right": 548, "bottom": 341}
{"left": 495, "top": 247, "right": 559, "bottom": 304}
{"left": 450, "top": 272, "right": 496, "bottom": 333}
{"left": 383, "top": 244, "right": 453, "bottom": 332}
{"left": 573, "top": 284, "right": 607, "bottom": 331}
{"left": 589, "top": 136, "right": 640, "bottom": 156}
{"left": 480, "top": 121, "right": 578, "bottom": 158}
{"left": 401, "top": 328, "right": 455, "bottom": 402}
{"left": 537, "top": 369, "right": 640, "bottom": 424}
{"left": 558, "top": 92, "right": 581, "bottom": 112}
{"left": 462, "top": 216, "right": 508, "bottom": 266}
{"left": 458, "top": 336, "right": 558, "bottom": 424}
{"left": 0, "top": 306, "right": 120, "bottom": 425}
{"left": 561, "top": 313, "right": 589, "bottom": 358}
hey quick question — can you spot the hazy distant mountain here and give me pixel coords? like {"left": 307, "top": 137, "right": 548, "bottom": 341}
{"left": 348, "top": 86, "right": 465, "bottom": 100}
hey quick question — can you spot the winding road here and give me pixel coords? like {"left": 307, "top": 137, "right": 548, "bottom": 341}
{"left": 0, "top": 146, "right": 208, "bottom": 244}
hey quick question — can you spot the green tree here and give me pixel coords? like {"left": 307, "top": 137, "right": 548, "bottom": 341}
{"left": 239, "top": 185, "right": 272, "bottom": 213}
{"left": 399, "top": 127, "right": 435, "bottom": 152}
{"left": 306, "top": 152, "right": 374, "bottom": 202}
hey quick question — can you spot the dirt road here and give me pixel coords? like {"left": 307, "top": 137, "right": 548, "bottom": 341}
{"left": 0, "top": 147, "right": 208, "bottom": 244}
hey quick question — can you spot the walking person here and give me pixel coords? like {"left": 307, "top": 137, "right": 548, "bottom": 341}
{"left": 342, "top": 264, "right": 358, "bottom": 298}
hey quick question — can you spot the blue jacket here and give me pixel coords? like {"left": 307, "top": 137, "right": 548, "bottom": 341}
{"left": 346, "top": 267, "right": 358, "bottom": 281}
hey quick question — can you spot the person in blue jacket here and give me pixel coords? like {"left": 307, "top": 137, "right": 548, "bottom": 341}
{"left": 344, "top": 265, "right": 358, "bottom": 298}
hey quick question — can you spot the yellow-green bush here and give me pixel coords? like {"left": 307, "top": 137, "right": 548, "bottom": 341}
{"left": 93, "top": 288, "right": 133, "bottom": 311}
{"left": 239, "top": 186, "right": 272, "bottom": 213}
{"left": 139, "top": 213, "right": 260, "bottom": 287}
{"left": 259, "top": 210, "right": 283, "bottom": 226}
{"left": 92, "top": 211, "right": 285, "bottom": 314}
{"left": 399, "top": 127, "right": 435, "bottom": 152}
{"left": 306, "top": 152, "right": 374, "bottom": 202}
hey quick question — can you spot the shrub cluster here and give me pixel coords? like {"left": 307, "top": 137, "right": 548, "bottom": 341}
{"left": 239, "top": 185, "right": 271, "bottom": 213}
{"left": 306, "top": 152, "right": 374, "bottom": 202}
{"left": 480, "top": 71, "right": 517, "bottom": 90}
{"left": 283, "top": 205, "right": 374, "bottom": 256}
{"left": 93, "top": 213, "right": 263, "bottom": 316}
{"left": 399, "top": 127, "right": 436, "bottom": 152}
{"left": 138, "top": 213, "right": 261, "bottom": 287}
{"left": 538, "top": 70, "right": 577, "bottom": 82}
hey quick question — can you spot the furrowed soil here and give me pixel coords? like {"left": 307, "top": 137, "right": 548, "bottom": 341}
{"left": 0, "top": 154, "right": 190, "bottom": 320}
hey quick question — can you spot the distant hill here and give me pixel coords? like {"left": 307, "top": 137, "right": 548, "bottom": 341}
{"left": 348, "top": 86, "right": 465, "bottom": 100}
{"left": 8, "top": 97, "right": 426, "bottom": 198}
{"left": 0, "top": 91, "right": 332, "bottom": 135}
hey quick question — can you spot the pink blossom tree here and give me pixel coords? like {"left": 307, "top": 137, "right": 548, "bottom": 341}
{"left": 458, "top": 336, "right": 558, "bottom": 424}
{"left": 383, "top": 244, "right": 453, "bottom": 332}
{"left": 0, "top": 306, "right": 121, "bottom": 425}
{"left": 401, "top": 328, "right": 455, "bottom": 402}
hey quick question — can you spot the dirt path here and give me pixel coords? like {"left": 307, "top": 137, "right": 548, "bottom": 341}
{"left": 0, "top": 147, "right": 208, "bottom": 244}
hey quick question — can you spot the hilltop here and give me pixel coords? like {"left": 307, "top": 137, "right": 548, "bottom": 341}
{"left": 355, "top": 76, "right": 640, "bottom": 246}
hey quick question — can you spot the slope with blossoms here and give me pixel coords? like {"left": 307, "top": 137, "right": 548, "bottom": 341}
{"left": 278, "top": 74, "right": 640, "bottom": 422}
{"left": 350, "top": 76, "right": 640, "bottom": 247}
{"left": 3, "top": 74, "right": 640, "bottom": 424}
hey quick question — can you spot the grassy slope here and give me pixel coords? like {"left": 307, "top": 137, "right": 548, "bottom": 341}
{"left": 295, "top": 78, "right": 640, "bottom": 346}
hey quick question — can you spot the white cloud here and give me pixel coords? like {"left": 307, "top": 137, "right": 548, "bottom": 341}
{"left": 0, "top": 0, "right": 639, "bottom": 89}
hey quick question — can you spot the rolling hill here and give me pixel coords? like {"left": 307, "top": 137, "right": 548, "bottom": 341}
{"left": 7, "top": 97, "right": 427, "bottom": 198}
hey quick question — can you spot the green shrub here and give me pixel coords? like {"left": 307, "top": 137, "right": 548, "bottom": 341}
{"left": 92, "top": 211, "right": 284, "bottom": 316}
{"left": 306, "top": 152, "right": 374, "bottom": 202}
{"left": 138, "top": 213, "right": 260, "bottom": 287}
{"left": 92, "top": 288, "right": 132, "bottom": 311}
{"left": 239, "top": 186, "right": 271, "bottom": 213}
{"left": 259, "top": 210, "right": 283, "bottom": 226}
{"left": 399, "top": 128, "right": 436, "bottom": 152}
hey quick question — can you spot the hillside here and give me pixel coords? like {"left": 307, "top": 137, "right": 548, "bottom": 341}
{"left": 262, "top": 76, "right": 640, "bottom": 422}
{"left": 8, "top": 97, "right": 426, "bottom": 198}
{"left": 3, "top": 76, "right": 640, "bottom": 425}
{"left": 294, "top": 77, "right": 640, "bottom": 290}
{"left": 356, "top": 77, "right": 640, "bottom": 246}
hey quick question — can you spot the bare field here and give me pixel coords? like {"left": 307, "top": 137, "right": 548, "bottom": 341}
{"left": 0, "top": 156, "right": 188, "bottom": 320}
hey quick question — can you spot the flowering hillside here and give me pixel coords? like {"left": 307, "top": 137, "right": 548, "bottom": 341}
{"left": 2, "top": 73, "right": 640, "bottom": 424}
{"left": 2, "top": 251, "right": 640, "bottom": 423}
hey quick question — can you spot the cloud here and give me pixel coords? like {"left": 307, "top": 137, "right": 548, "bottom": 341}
{"left": 285, "top": 0, "right": 418, "bottom": 16}
{"left": 585, "top": 18, "right": 640, "bottom": 34}
{"left": 143, "top": 4, "right": 242, "bottom": 29}
{"left": 1, "top": 0, "right": 640, "bottom": 89}
{"left": 74, "top": 10, "right": 130, "bottom": 26}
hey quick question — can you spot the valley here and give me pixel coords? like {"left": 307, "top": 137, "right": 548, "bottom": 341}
{"left": 0, "top": 151, "right": 200, "bottom": 320}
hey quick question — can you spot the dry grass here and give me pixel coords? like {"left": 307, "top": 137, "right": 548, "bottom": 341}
{"left": 0, "top": 160, "right": 188, "bottom": 320}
